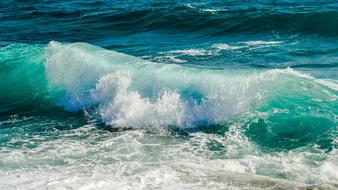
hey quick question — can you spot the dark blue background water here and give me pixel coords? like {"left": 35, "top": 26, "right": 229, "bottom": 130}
{"left": 1, "top": 0, "right": 338, "bottom": 72}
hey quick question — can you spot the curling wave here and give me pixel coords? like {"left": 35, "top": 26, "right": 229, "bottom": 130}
{"left": 0, "top": 42, "right": 337, "bottom": 129}
{"left": 43, "top": 42, "right": 337, "bottom": 128}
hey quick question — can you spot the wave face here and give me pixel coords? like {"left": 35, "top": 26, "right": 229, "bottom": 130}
{"left": 1, "top": 0, "right": 338, "bottom": 189}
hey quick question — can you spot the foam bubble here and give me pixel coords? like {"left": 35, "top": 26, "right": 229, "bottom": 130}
{"left": 245, "top": 40, "right": 283, "bottom": 46}
{"left": 171, "top": 49, "right": 208, "bottom": 56}
{"left": 212, "top": 43, "right": 243, "bottom": 50}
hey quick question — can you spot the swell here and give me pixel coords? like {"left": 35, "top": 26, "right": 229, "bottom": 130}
{"left": 2, "top": 3, "right": 338, "bottom": 42}
{"left": 291, "top": 63, "right": 338, "bottom": 69}
{"left": 46, "top": 9, "right": 338, "bottom": 36}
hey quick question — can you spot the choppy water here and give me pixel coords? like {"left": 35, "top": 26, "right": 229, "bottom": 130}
{"left": 1, "top": 1, "right": 338, "bottom": 189}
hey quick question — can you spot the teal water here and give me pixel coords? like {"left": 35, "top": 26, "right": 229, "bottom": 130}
{"left": 1, "top": 1, "right": 338, "bottom": 189}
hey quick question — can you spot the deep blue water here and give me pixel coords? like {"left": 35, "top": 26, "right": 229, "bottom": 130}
{"left": 0, "top": 1, "right": 338, "bottom": 189}
{"left": 1, "top": 0, "right": 338, "bottom": 71}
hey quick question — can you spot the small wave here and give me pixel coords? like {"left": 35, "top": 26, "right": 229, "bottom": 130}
{"left": 2, "top": 3, "right": 338, "bottom": 40}
{"left": 80, "top": 9, "right": 338, "bottom": 37}
{"left": 291, "top": 63, "right": 338, "bottom": 68}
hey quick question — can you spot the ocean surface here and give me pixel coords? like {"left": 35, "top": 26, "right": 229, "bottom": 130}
{"left": 1, "top": 0, "right": 338, "bottom": 189}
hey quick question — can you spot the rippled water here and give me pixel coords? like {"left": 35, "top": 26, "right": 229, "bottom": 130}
{"left": 1, "top": 1, "right": 338, "bottom": 189}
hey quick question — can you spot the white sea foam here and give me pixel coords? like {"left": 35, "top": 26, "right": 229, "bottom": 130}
{"left": 212, "top": 41, "right": 282, "bottom": 51}
{"left": 245, "top": 40, "right": 283, "bottom": 46}
{"left": 2, "top": 125, "right": 338, "bottom": 190}
{"left": 162, "top": 55, "right": 187, "bottom": 63}
{"left": 185, "top": 4, "right": 227, "bottom": 13}
{"left": 201, "top": 8, "right": 219, "bottom": 13}
{"left": 212, "top": 43, "right": 243, "bottom": 50}
{"left": 212, "top": 43, "right": 232, "bottom": 50}
{"left": 315, "top": 79, "right": 338, "bottom": 91}
{"left": 171, "top": 49, "right": 208, "bottom": 56}
{"left": 91, "top": 72, "right": 185, "bottom": 127}
{"left": 164, "top": 40, "right": 283, "bottom": 60}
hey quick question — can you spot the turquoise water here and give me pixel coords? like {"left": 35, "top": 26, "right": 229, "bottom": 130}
{"left": 1, "top": 1, "right": 338, "bottom": 189}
